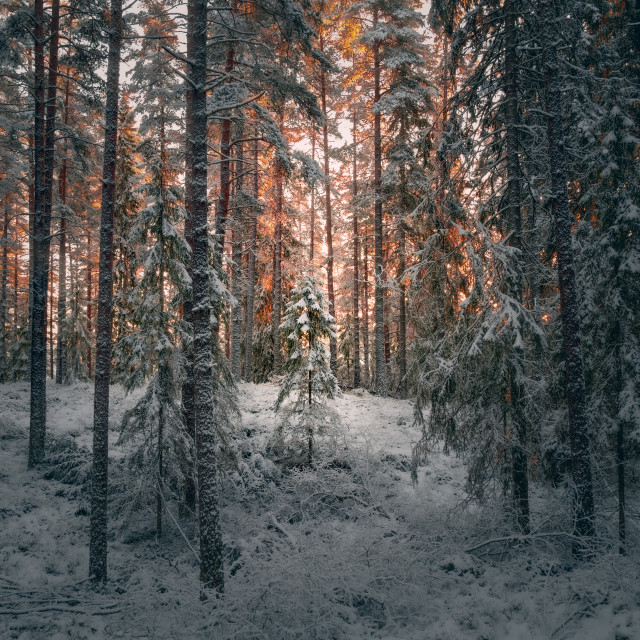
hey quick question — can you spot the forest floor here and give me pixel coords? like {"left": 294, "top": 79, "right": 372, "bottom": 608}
{"left": 0, "top": 380, "right": 638, "bottom": 639}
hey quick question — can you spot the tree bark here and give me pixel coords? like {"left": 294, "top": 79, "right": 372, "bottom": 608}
{"left": 28, "top": 0, "right": 48, "bottom": 467}
{"left": 319, "top": 40, "right": 337, "bottom": 373}
{"left": 352, "top": 109, "right": 360, "bottom": 388}
{"left": 540, "top": 0, "right": 594, "bottom": 541}
{"left": 190, "top": 0, "right": 224, "bottom": 593}
{"left": 213, "top": 41, "right": 236, "bottom": 340}
{"left": 397, "top": 223, "right": 407, "bottom": 398}
{"left": 362, "top": 239, "right": 370, "bottom": 388}
{"left": 56, "top": 148, "right": 68, "bottom": 384}
{"left": 87, "top": 232, "right": 93, "bottom": 378}
{"left": 89, "top": 0, "right": 122, "bottom": 583}
{"left": 230, "top": 135, "right": 243, "bottom": 381}
{"left": 181, "top": 2, "right": 196, "bottom": 514}
{"left": 504, "top": 0, "right": 530, "bottom": 534}
{"left": 310, "top": 130, "right": 316, "bottom": 263}
{"left": 372, "top": 9, "right": 387, "bottom": 396}
{"left": 0, "top": 199, "right": 7, "bottom": 382}
{"left": 272, "top": 158, "right": 283, "bottom": 375}
{"left": 244, "top": 132, "right": 259, "bottom": 382}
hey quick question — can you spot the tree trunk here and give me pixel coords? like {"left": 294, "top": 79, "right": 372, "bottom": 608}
{"left": 617, "top": 420, "right": 625, "bottom": 555}
{"left": 319, "top": 41, "right": 337, "bottom": 373}
{"left": 190, "top": 0, "right": 224, "bottom": 593}
{"left": 272, "top": 164, "right": 283, "bottom": 375}
{"left": 503, "top": 0, "right": 530, "bottom": 534}
{"left": 49, "top": 251, "right": 54, "bottom": 378}
{"left": 310, "top": 130, "right": 316, "bottom": 263}
{"left": 397, "top": 223, "right": 407, "bottom": 398}
{"left": 56, "top": 151, "right": 68, "bottom": 384}
{"left": 244, "top": 132, "right": 259, "bottom": 382}
{"left": 181, "top": 3, "right": 196, "bottom": 514}
{"left": 87, "top": 232, "right": 93, "bottom": 378}
{"left": 540, "top": 0, "right": 594, "bottom": 541}
{"left": 362, "top": 240, "right": 370, "bottom": 388}
{"left": 230, "top": 135, "right": 243, "bottom": 381}
{"left": 213, "top": 42, "right": 236, "bottom": 340}
{"left": 352, "top": 109, "right": 360, "bottom": 388}
{"left": 0, "top": 199, "right": 7, "bottom": 382}
{"left": 272, "top": 114, "right": 284, "bottom": 376}
{"left": 372, "top": 10, "right": 387, "bottom": 396}
{"left": 28, "top": 0, "right": 48, "bottom": 467}
{"left": 89, "top": 0, "right": 122, "bottom": 583}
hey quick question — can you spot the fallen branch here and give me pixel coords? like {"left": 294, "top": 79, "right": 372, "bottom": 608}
{"left": 465, "top": 531, "right": 579, "bottom": 554}
{"left": 0, "top": 605, "right": 120, "bottom": 616}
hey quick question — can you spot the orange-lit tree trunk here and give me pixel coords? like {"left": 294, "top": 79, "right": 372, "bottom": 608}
{"left": 352, "top": 109, "right": 360, "bottom": 388}
{"left": 272, "top": 150, "right": 283, "bottom": 375}
{"left": 362, "top": 239, "right": 370, "bottom": 388}
{"left": 244, "top": 132, "right": 259, "bottom": 381}
{"left": 310, "top": 130, "right": 316, "bottom": 263}
{"left": 86, "top": 232, "right": 93, "bottom": 378}
{"left": 230, "top": 133, "right": 243, "bottom": 381}
{"left": 319, "top": 38, "right": 337, "bottom": 373}
{"left": 372, "top": 8, "right": 387, "bottom": 396}
{"left": 0, "top": 199, "right": 7, "bottom": 381}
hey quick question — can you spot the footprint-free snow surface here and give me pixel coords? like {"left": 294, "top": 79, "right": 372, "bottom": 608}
{"left": 1, "top": 381, "right": 638, "bottom": 639}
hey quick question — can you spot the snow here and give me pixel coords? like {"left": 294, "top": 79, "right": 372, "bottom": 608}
{"left": 1, "top": 380, "right": 639, "bottom": 639}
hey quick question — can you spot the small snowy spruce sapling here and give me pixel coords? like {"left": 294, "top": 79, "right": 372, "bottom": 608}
{"left": 116, "top": 115, "right": 191, "bottom": 535}
{"left": 271, "top": 276, "right": 340, "bottom": 466}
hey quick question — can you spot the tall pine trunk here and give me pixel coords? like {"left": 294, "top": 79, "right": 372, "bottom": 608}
{"left": 89, "top": 0, "right": 122, "bottom": 583}
{"left": 181, "top": 4, "right": 196, "bottom": 513}
{"left": 310, "top": 131, "right": 316, "bottom": 263}
{"left": 190, "top": 0, "right": 224, "bottom": 593}
{"left": 244, "top": 133, "right": 259, "bottom": 382}
{"left": 397, "top": 222, "right": 407, "bottom": 398}
{"left": 272, "top": 159, "right": 283, "bottom": 375}
{"left": 372, "top": 10, "right": 387, "bottom": 396}
{"left": 0, "top": 199, "right": 7, "bottom": 382}
{"left": 362, "top": 240, "right": 370, "bottom": 388}
{"left": 504, "top": 0, "right": 530, "bottom": 533}
{"left": 28, "top": 0, "right": 48, "bottom": 466}
{"left": 319, "top": 41, "right": 337, "bottom": 373}
{"left": 352, "top": 109, "right": 360, "bottom": 388}
{"left": 230, "top": 135, "right": 243, "bottom": 381}
{"left": 86, "top": 233, "right": 93, "bottom": 378}
{"left": 540, "top": 0, "right": 594, "bottom": 541}
{"left": 214, "top": 41, "right": 235, "bottom": 341}
{"left": 56, "top": 76, "right": 71, "bottom": 384}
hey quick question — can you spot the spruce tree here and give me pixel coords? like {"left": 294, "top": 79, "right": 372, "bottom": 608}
{"left": 271, "top": 275, "right": 339, "bottom": 466}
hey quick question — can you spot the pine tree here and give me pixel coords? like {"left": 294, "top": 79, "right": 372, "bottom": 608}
{"left": 89, "top": 0, "right": 123, "bottom": 584}
{"left": 271, "top": 275, "right": 339, "bottom": 466}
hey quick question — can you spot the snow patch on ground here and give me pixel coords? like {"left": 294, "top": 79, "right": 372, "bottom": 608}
{"left": 0, "top": 381, "right": 638, "bottom": 639}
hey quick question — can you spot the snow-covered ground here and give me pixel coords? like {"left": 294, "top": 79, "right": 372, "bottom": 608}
{"left": 1, "top": 381, "right": 638, "bottom": 639}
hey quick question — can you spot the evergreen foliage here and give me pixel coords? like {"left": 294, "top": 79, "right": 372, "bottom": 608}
{"left": 270, "top": 276, "right": 340, "bottom": 466}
